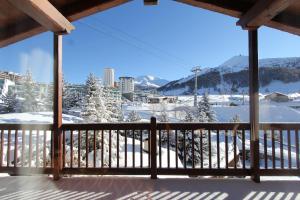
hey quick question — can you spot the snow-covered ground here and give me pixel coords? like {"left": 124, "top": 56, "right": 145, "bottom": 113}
{"left": 0, "top": 94, "right": 299, "bottom": 178}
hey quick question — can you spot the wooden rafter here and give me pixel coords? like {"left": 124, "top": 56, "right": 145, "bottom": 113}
{"left": 144, "top": 0, "right": 158, "bottom": 6}
{"left": 176, "top": 0, "right": 300, "bottom": 36}
{"left": 237, "top": 0, "right": 297, "bottom": 29}
{"left": 7, "top": 0, "right": 75, "bottom": 34}
{"left": 0, "top": 0, "right": 131, "bottom": 48}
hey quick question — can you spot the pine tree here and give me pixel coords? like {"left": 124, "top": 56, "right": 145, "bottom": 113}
{"left": 197, "top": 93, "right": 216, "bottom": 122}
{"left": 1, "top": 90, "right": 19, "bottom": 113}
{"left": 177, "top": 111, "right": 203, "bottom": 166}
{"left": 127, "top": 110, "right": 141, "bottom": 122}
{"left": 81, "top": 73, "right": 110, "bottom": 123}
{"left": 126, "top": 110, "right": 141, "bottom": 139}
{"left": 159, "top": 103, "right": 169, "bottom": 144}
{"left": 20, "top": 70, "right": 38, "bottom": 112}
{"left": 43, "top": 84, "right": 53, "bottom": 111}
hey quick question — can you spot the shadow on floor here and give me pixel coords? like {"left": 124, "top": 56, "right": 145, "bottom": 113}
{"left": 0, "top": 176, "right": 299, "bottom": 199}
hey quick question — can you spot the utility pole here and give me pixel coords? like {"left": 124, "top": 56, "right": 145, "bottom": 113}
{"left": 191, "top": 66, "right": 201, "bottom": 107}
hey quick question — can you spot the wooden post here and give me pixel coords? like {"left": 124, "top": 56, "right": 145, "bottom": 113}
{"left": 249, "top": 29, "right": 260, "bottom": 183}
{"left": 150, "top": 117, "right": 157, "bottom": 179}
{"left": 53, "top": 33, "right": 63, "bottom": 180}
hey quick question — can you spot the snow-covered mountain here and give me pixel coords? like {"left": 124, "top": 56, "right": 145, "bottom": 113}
{"left": 158, "top": 55, "right": 300, "bottom": 95}
{"left": 135, "top": 75, "right": 169, "bottom": 88}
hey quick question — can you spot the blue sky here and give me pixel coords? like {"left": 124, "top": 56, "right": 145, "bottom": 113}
{"left": 0, "top": 0, "right": 299, "bottom": 83}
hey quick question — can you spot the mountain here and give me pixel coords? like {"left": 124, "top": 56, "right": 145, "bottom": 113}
{"left": 158, "top": 55, "right": 300, "bottom": 95}
{"left": 135, "top": 75, "right": 169, "bottom": 89}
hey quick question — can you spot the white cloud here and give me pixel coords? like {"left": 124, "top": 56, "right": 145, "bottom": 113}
{"left": 20, "top": 48, "right": 53, "bottom": 83}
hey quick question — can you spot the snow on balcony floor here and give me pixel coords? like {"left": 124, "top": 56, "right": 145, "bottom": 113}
{"left": 0, "top": 175, "right": 299, "bottom": 200}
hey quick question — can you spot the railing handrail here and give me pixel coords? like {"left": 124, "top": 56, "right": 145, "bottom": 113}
{"left": 1, "top": 122, "right": 300, "bottom": 130}
{"left": 0, "top": 124, "right": 53, "bottom": 130}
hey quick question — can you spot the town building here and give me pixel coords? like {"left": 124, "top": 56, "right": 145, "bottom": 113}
{"left": 264, "top": 92, "right": 290, "bottom": 102}
{"left": 103, "top": 68, "right": 115, "bottom": 88}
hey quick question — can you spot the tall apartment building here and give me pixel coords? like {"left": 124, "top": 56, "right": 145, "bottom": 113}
{"left": 103, "top": 68, "right": 114, "bottom": 88}
{"left": 119, "top": 77, "right": 134, "bottom": 94}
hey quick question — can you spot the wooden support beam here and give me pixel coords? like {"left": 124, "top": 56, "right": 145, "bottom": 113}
{"left": 237, "top": 0, "right": 297, "bottom": 29}
{"left": 7, "top": 0, "right": 75, "bottom": 34}
{"left": 144, "top": 0, "right": 158, "bottom": 6}
{"left": 176, "top": 0, "right": 300, "bottom": 36}
{"left": 248, "top": 29, "right": 260, "bottom": 183}
{"left": 53, "top": 34, "right": 63, "bottom": 180}
{"left": 0, "top": 0, "right": 131, "bottom": 47}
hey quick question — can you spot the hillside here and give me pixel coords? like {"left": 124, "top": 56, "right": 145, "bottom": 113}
{"left": 158, "top": 56, "right": 300, "bottom": 95}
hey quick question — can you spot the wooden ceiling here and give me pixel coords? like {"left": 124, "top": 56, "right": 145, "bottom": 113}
{"left": 0, "top": 0, "right": 299, "bottom": 48}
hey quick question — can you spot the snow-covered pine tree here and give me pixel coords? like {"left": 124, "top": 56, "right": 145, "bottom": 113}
{"left": 43, "top": 83, "right": 53, "bottom": 111}
{"left": 197, "top": 93, "right": 216, "bottom": 122}
{"left": 127, "top": 110, "right": 141, "bottom": 122}
{"left": 103, "top": 89, "right": 122, "bottom": 122}
{"left": 20, "top": 70, "right": 38, "bottom": 112}
{"left": 177, "top": 111, "right": 203, "bottom": 166}
{"left": 1, "top": 89, "right": 19, "bottom": 113}
{"left": 126, "top": 110, "right": 141, "bottom": 139}
{"left": 81, "top": 73, "right": 110, "bottom": 123}
{"left": 159, "top": 102, "right": 169, "bottom": 144}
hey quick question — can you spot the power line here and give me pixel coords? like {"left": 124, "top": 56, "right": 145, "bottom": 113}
{"left": 77, "top": 20, "right": 190, "bottom": 71}
{"left": 91, "top": 16, "right": 192, "bottom": 67}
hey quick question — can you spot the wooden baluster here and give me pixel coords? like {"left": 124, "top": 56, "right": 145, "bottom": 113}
{"left": 14, "top": 130, "right": 18, "bottom": 167}
{"left": 36, "top": 130, "right": 39, "bottom": 168}
{"left": 94, "top": 130, "right": 96, "bottom": 168}
{"left": 192, "top": 130, "right": 195, "bottom": 169}
{"left": 200, "top": 130, "right": 203, "bottom": 169}
{"left": 175, "top": 130, "right": 178, "bottom": 169}
{"left": 225, "top": 130, "right": 228, "bottom": 169}
{"left": 78, "top": 130, "right": 81, "bottom": 168}
{"left": 51, "top": 130, "right": 54, "bottom": 168}
{"left": 117, "top": 130, "right": 119, "bottom": 168}
{"left": 70, "top": 130, "right": 73, "bottom": 168}
{"left": 264, "top": 130, "right": 268, "bottom": 169}
{"left": 159, "top": 129, "right": 161, "bottom": 168}
{"left": 296, "top": 129, "right": 299, "bottom": 169}
{"left": 140, "top": 130, "right": 143, "bottom": 168}
{"left": 109, "top": 130, "right": 112, "bottom": 168}
{"left": 101, "top": 130, "right": 104, "bottom": 168}
{"left": 125, "top": 130, "right": 127, "bottom": 168}
{"left": 272, "top": 129, "right": 275, "bottom": 169}
{"left": 29, "top": 130, "right": 32, "bottom": 168}
{"left": 234, "top": 129, "right": 237, "bottom": 169}
{"left": 43, "top": 130, "right": 46, "bottom": 168}
{"left": 288, "top": 129, "right": 291, "bottom": 169}
{"left": 242, "top": 129, "right": 246, "bottom": 169}
{"left": 148, "top": 129, "right": 150, "bottom": 168}
{"left": 0, "top": 129, "right": 3, "bottom": 167}
{"left": 62, "top": 130, "right": 65, "bottom": 168}
{"left": 132, "top": 130, "right": 135, "bottom": 168}
{"left": 167, "top": 129, "right": 170, "bottom": 169}
{"left": 208, "top": 130, "right": 212, "bottom": 169}
{"left": 280, "top": 130, "right": 284, "bottom": 169}
{"left": 86, "top": 130, "right": 89, "bottom": 168}
{"left": 22, "top": 130, "right": 25, "bottom": 167}
{"left": 217, "top": 129, "right": 220, "bottom": 169}
{"left": 183, "top": 130, "right": 186, "bottom": 169}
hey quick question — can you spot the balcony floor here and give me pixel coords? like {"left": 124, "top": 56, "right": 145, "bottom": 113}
{"left": 0, "top": 175, "right": 299, "bottom": 199}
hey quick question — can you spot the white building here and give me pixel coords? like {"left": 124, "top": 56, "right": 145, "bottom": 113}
{"left": 0, "top": 79, "right": 15, "bottom": 97}
{"left": 103, "top": 68, "right": 115, "bottom": 88}
{"left": 119, "top": 77, "right": 134, "bottom": 94}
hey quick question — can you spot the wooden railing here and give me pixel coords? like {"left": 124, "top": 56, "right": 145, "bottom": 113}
{"left": 0, "top": 120, "right": 299, "bottom": 178}
{"left": 0, "top": 124, "right": 53, "bottom": 175}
